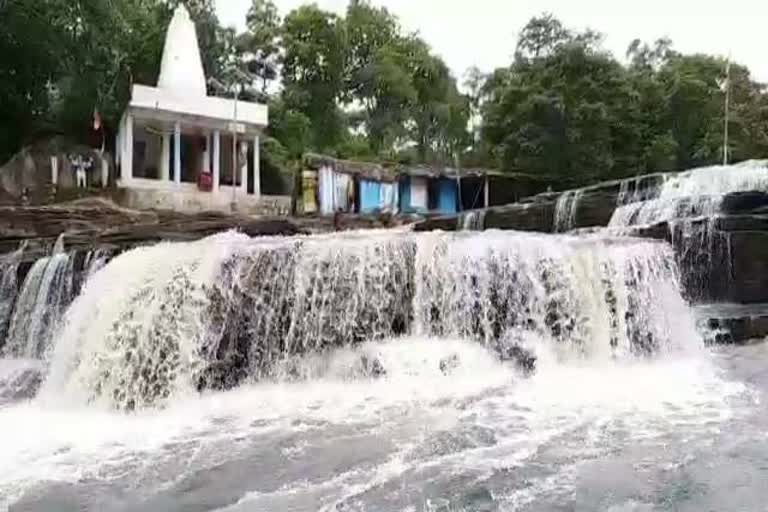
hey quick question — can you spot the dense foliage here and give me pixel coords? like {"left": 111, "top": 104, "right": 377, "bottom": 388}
{"left": 1, "top": 2, "right": 766, "bottom": 186}
{"left": 479, "top": 15, "right": 768, "bottom": 185}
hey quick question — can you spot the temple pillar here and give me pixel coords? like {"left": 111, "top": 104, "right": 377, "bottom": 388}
{"left": 240, "top": 140, "right": 249, "bottom": 195}
{"left": 253, "top": 135, "right": 261, "bottom": 198}
{"left": 173, "top": 121, "right": 181, "bottom": 185}
{"left": 160, "top": 132, "right": 171, "bottom": 181}
{"left": 123, "top": 114, "right": 134, "bottom": 183}
{"left": 212, "top": 130, "right": 221, "bottom": 192}
{"left": 202, "top": 132, "right": 211, "bottom": 175}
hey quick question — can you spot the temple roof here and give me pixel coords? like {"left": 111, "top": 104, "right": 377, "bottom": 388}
{"left": 157, "top": 5, "right": 207, "bottom": 98}
{"left": 122, "top": 4, "right": 268, "bottom": 131}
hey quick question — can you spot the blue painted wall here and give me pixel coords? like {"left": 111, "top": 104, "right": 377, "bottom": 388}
{"left": 436, "top": 178, "right": 458, "bottom": 214}
{"left": 399, "top": 176, "right": 413, "bottom": 213}
{"left": 359, "top": 179, "right": 382, "bottom": 213}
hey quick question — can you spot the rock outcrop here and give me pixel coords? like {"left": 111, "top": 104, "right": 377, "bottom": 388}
{"left": 416, "top": 173, "right": 666, "bottom": 233}
{"left": 0, "top": 137, "right": 110, "bottom": 203}
{"left": 0, "top": 198, "right": 304, "bottom": 261}
{"left": 696, "top": 304, "right": 768, "bottom": 345}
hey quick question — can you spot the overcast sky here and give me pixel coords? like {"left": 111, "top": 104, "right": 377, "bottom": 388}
{"left": 216, "top": 0, "right": 768, "bottom": 84}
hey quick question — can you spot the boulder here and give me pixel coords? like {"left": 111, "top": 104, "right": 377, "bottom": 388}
{"left": 696, "top": 303, "right": 768, "bottom": 344}
{"left": 721, "top": 191, "right": 768, "bottom": 215}
{"left": 0, "top": 137, "right": 111, "bottom": 203}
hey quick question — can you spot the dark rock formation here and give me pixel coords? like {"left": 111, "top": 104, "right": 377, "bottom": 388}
{"left": 416, "top": 173, "right": 667, "bottom": 233}
{"left": 0, "top": 198, "right": 305, "bottom": 260}
{"left": 485, "top": 200, "right": 555, "bottom": 232}
{"left": 721, "top": 191, "right": 768, "bottom": 215}
{"left": 0, "top": 137, "right": 111, "bottom": 203}
{"left": 696, "top": 304, "right": 768, "bottom": 344}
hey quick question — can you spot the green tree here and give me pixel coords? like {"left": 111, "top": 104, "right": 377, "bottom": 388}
{"left": 0, "top": 0, "right": 67, "bottom": 160}
{"left": 238, "top": 0, "right": 282, "bottom": 97}
{"left": 343, "top": 0, "right": 412, "bottom": 154}
{"left": 516, "top": 13, "right": 570, "bottom": 59}
{"left": 483, "top": 31, "right": 635, "bottom": 183}
{"left": 281, "top": 4, "right": 347, "bottom": 150}
{"left": 408, "top": 41, "right": 469, "bottom": 162}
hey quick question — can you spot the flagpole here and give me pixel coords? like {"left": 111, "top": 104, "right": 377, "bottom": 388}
{"left": 723, "top": 56, "right": 731, "bottom": 165}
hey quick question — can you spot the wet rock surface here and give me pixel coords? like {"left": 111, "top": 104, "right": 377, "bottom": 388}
{"left": 696, "top": 304, "right": 768, "bottom": 345}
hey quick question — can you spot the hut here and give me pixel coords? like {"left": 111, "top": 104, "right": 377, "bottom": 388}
{"left": 398, "top": 166, "right": 491, "bottom": 215}
{"left": 300, "top": 154, "right": 398, "bottom": 215}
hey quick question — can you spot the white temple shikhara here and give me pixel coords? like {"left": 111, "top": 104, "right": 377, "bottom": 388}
{"left": 116, "top": 5, "right": 271, "bottom": 213}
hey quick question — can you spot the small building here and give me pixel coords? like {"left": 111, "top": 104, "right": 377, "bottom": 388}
{"left": 300, "top": 154, "right": 398, "bottom": 215}
{"left": 115, "top": 6, "right": 289, "bottom": 215}
{"left": 398, "top": 166, "right": 491, "bottom": 215}
{"left": 298, "top": 155, "right": 552, "bottom": 218}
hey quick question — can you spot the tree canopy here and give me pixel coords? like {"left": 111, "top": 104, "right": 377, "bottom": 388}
{"left": 480, "top": 14, "right": 768, "bottom": 185}
{"left": 2, "top": 3, "right": 766, "bottom": 188}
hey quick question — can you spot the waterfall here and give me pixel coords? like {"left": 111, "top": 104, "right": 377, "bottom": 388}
{"left": 0, "top": 251, "right": 21, "bottom": 349}
{"left": 39, "top": 229, "right": 700, "bottom": 410}
{"left": 616, "top": 175, "right": 661, "bottom": 206}
{"left": 412, "top": 231, "right": 695, "bottom": 360}
{"left": 553, "top": 190, "right": 583, "bottom": 232}
{"left": 609, "top": 161, "right": 768, "bottom": 301}
{"left": 2, "top": 253, "right": 74, "bottom": 359}
{"left": 83, "top": 249, "right": 111, "bottom": 281}
{"left": 610, "top": 160, "right": 768, "bottom": 228}
{"left": 460, "top": 210, "right": 487, "bottom": 231}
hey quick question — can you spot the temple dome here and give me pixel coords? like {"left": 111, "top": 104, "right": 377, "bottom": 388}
{"left": 157, "top": 5, "right": 207, "bottom": 98}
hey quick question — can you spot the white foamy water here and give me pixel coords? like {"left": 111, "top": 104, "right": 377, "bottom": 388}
{"left": 553, "top": 189, "right": 584, "bottom": 233}
{"left": 610, "top": 160, "right": 768, "bottom": 227}
{"left": 2, "top": 253, "right": 74, "bottom": 359}
{"left": 0, "top": 336, "right": 750, "bottom": 511}
{"left": 34, "top": 229, "right": 702, "bottom": 411}
{"left": 0, "top": 228, "right": 759, "bottom": 510}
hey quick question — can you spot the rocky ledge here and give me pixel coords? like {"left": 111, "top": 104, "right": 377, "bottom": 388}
{"left": 0, "top": 198, "right": 305, "bottom": 260}
{"left": 416, "top": 173, "right": 666, "bottom": 233}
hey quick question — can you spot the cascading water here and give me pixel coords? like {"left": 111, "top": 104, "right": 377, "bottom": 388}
{"left": 0, "top": 250, "right": 21, "bottom": 349}
{"left": 610, "top": 161, "right": 768, "bottom": 301}
{"left": 459, "top": 209, "right": 487, "bottom": 231}
{"left": 2, "top": 253, "right": 75, "bottom": 359}
{"left": 37, "top": 229, "right": 700, "bottom": 411}
{"left": 0, "top": 246, "right": 115, "bottom": 358}
{"left": 553, "top": 189, "right": 583, "bottom": 232}
{"left": 610, "top": 160, "right": 768, "bottom": 227}
{"left": 0, "top": 230, "right": 758, "bottom": 511}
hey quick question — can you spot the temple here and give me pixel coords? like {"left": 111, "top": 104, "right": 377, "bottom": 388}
{"left": 115, "top": 5, "right": 279, "bottom": 214}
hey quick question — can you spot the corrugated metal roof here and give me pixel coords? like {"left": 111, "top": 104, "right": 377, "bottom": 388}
{"left": 397, "top": 165, "right": 496, "bottom": 179}
{"left": 303, "top": 153, "right": 398, "bottom": 182}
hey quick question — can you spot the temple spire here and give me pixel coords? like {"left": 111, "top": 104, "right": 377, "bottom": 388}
{"left": 157, "top": 5, "right": 207, "bottom": 98}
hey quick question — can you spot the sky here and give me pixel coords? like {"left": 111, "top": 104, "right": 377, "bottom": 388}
{"left": 215, "top": 0, "right": 768, "bottom": 84}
